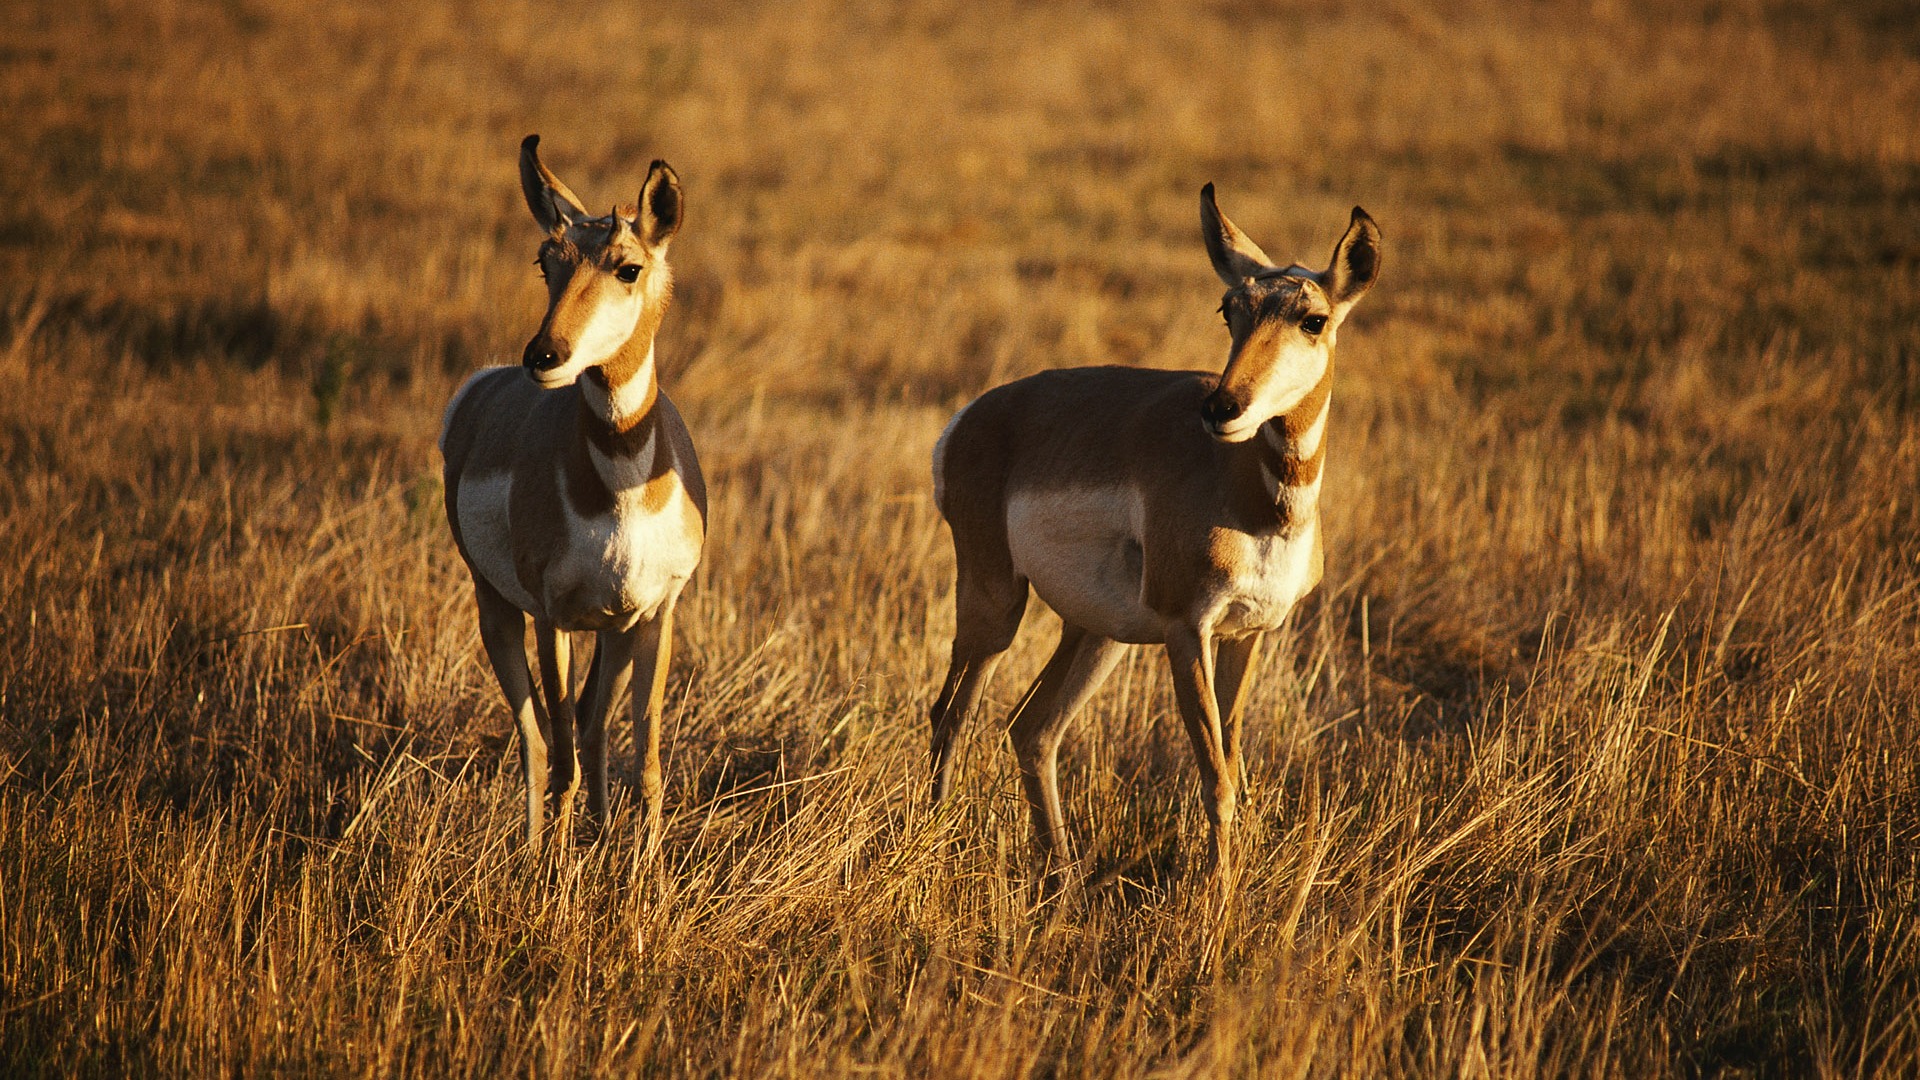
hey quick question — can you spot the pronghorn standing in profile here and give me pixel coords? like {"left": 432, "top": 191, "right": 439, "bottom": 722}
{"left": 929, "top": 185, "right": 1380, "bottom": 886}
{"left": 441, "top": 135, "right": 705, "bottom": 854}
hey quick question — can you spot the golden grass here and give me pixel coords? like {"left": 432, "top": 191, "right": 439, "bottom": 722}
{"left": 4, "top": 0, "right": 1920, "bottom": 1074}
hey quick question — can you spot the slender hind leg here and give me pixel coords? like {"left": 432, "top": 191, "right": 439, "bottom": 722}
{"left": 929, "top": 565, "right": 1029, "bottom": 803}
{"left": 473, "top": 579, "right": 548, "bottom": 850}
{"left": 583, "top": 625, "right": 637, "bottom": 838}
{"left": 573, "top": 637, "right": 615, "bottom": 835}
{"left": 1007, "top": 624, "right": 1128, "bottom": 891}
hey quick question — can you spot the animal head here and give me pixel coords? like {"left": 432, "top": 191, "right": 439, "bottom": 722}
{"left": 1197, "top": 184, "right": 1380, "bottom": 443}
{"left": 518, "top": 134, "right": 682, "bottom": 389}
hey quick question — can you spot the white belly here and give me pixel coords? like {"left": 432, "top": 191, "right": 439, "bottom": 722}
{"left": 1200, "top": 520, "right": 1320, "bottom": 637}
{"left": 1006, "top": 485, "right": 1165, "bottom": 644}
{"left": 455, "top": 470, "right": 542, "bottom": 613}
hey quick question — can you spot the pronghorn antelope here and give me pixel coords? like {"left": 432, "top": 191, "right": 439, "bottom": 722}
{"left": 929, "top": 186, "right": 1380, "bottom": 884}
{"left": 440, "top": 135, "right": 705, "bottom": 853}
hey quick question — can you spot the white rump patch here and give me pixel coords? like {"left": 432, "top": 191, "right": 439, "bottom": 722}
{"left": 930, "top": 399, "right": 974, "bottom": 514}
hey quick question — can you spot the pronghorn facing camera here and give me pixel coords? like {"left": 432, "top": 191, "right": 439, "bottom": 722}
{"left": 441, "top": 135, "right": 705, "bottom": 854}
{"left": 929, "top": 186, "right": 1380, "bottom": 888}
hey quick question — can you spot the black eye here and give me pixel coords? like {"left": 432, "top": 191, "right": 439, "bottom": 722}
{"left": 1301, "top": 314, "right": 1328, "bottom": 335}
{"left": 533, "top": 257, "right": 547, "bottom": 280}
{"left": 1217, "top": 302, "right": 1230, "bottom": 325}
{"left": 615, "top": 264, "right": 642, "bottom": 284}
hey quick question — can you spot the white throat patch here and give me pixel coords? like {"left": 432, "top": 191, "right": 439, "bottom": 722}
{"left": 579, "top": 344, "right": 658, "bottom": 430}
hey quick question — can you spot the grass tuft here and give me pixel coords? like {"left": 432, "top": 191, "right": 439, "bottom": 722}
{"left": 3, "top": 0, "right": 1919, "bottom": 1074}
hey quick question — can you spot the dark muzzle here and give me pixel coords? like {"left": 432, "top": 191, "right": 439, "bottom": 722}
{"left": 1199, "top": 390, "right": 1244, "bottom": 437}
{"left": 522, "top": 336, "right": 568, "bottom": 375}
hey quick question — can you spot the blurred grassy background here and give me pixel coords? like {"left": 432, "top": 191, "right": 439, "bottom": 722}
{"left": 3, "top": 0, "right": 1920, "bottom": 1074}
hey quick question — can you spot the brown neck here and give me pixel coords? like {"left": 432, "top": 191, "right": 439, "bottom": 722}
{"left": 580, "top": 319, "right": 664, "bottom": 436}
{"left": 1231, "top": 359, "right": 1333, "bottom": 527}
{"left": 1275, "top": 359, "right": 1332, "bottom": 489}
{"left": 568, "top": 343, "right": 674, "bottom": 515}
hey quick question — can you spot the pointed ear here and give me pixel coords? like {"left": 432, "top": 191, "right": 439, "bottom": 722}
{"left": 637, "top": 160, "right": 682, "bottom": 249}
{"left": 1324, "top": 207, "right": 1382, "bottom": 308}
{"left": 1200, "top": 183, "right": 1275, "bottom": 285}
{"left": 519, "top": 134, "right": 589, "bottom": 235}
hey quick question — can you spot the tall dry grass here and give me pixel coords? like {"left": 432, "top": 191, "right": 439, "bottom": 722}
{"left": 4, "top": 0, "right": 1920, "bottom": 1074}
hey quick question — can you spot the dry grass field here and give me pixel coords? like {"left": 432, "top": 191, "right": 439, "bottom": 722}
{"left": 4, "top": 0, "right": 1920, "bottom": 1074}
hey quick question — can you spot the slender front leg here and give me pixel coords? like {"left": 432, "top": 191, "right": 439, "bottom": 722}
{"left": 583, "top": 626, "right": 637, "bottom": 833}
{"left": 573, "top": 638, "right": 616, "bottom": 832}
{"left": 1212, "top": 632, "right": 1266, "bottom": 796}
{"left": 535, "top": 622, "right": 577, "bottom": 841}
{"left": 1166, "top": 626, "right": 1238, "bottom": 877}
{"left": 473, "top": 580, "right": 547, "bottom": 851}
{"left": 630, "top": 596, "right": 679, "bottom": 860}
